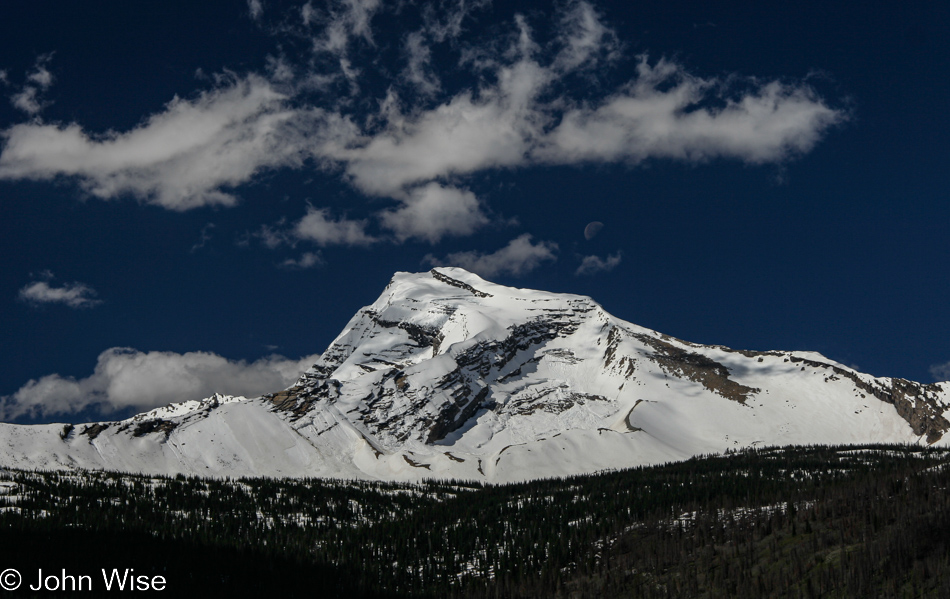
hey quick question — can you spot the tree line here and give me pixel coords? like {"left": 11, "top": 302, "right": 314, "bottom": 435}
{"left": 1, "top": 444, "right": 949, "bottom": 597}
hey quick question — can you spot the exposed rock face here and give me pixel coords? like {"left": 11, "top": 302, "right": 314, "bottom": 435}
{"left": 80, "top": 423, "right": 110, "bottom": 440}
{"left": 270, "top": 267, "right": 950, "bottom": 455}
{"left": 787, "top": 355, "right": 948, "bottom": 443}
{"left": 283, "top": 277, "right": 608, "bottom": 450}
{"left": 2, "top": 267, "right": 949, "bottom": 482}
{"left": 130, "top": 419, "right": 178, "bottom": 439}
{"left": 617, "top": 328, "right": 760, "bottom": 404}
{"left": 430, "top": 269, "right": 492, "bottom": 298}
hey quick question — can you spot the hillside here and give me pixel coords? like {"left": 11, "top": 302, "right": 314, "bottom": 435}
{"left": 2, "top": 445, "right": 949, "bottom": 597}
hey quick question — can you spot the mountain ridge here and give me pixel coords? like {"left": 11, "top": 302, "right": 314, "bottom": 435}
{"left": 1, "top": 267, "right": 947, "bottom": 482}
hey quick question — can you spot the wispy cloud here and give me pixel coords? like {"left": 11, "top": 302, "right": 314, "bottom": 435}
{"left": 280, "top": 251, "right": 324, "bottom": 269}
{"left": 402, "top": 30, "right": 440, "bottom": 97}
{"left": 422, "top": 0, "right": 490, "bottom": 43}
{"left": 575, "top": 252, "right": 622, "bottom": 276}
{"left": 248, "top": 0, "right": 264, "bottom": 21}
{"left": 18, "top": 273, "right": 102, "bottom": 309}
{"left": 190, "top": 223, "right": 216, "bottom": 252}
{"left": 292, "top": 206, "right": 376, "bottom": 246}
{"left": 0, "top": 348, "right": 320, "bottom": 421}
{"left": 0, "top": 75, "right": 355, "bottom": 210}
{"left": 534, "top": 59, "right": 842, "bottom": 166}
{"left": 264, "top": 184, "right": 486, "bottom": 248}
{"left": 9, "top": 53, "right": 55, "bottom": 115}
{"left": 399, "top": 0, "right": 492, "bottom": 97}
{"left": 425, "top": 234, "right": 557, "bottom": 277}
{"left": 379, "top": 183, "right": 488, "bottom": 244}
{"left": 930, "top": 362, "right": 950, "bottom": 383}
{"left": 0, "top": 1, "right": 846, "bottom": 253}
{"left": 305, "top": 0, "right": 382, "bottom": 87}
{"left": 552, "top": 0, "right": 621, "bottom": 73}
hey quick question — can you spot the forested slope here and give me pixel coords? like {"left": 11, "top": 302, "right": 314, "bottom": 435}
{"left": 2, "top": 445, "right": 949, "bottom": 597}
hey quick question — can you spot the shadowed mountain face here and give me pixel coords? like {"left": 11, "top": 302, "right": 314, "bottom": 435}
{"left": 1, "top": 268, "right": 948, "bottom": 482}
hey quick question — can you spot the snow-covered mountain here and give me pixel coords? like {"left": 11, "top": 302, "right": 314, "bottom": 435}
{"left": 2, "top": 268, "right": 948, "bottom": 482}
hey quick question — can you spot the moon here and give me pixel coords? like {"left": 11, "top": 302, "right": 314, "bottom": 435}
{"left": 584, "top": 221, "right": 604, "bottom": 241}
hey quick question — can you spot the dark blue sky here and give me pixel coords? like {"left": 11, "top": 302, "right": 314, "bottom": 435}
{"left": 1, "top": 0, "right": 948, "bottom": 423}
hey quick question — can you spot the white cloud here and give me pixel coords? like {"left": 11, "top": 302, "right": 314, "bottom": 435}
{"left": 423, "top": 0, "right": 491, "bottom": 42}
{"left": 261, "top": 183, "right": 485, "bottom": 249}
{"left": 28, "top": 64, "right": 53, "bottom": 89}
{"left": 10, "top": 53, "right": 55, "bottom": 115}
{"left": 403, "top": 30, "right": 440, "bottom": 96}
{"left": 0, "top": 348, "right": 321, "bottom": 421}
{"left": 333, "top": 23, "right": 841, "bottom": 206}
{"left": 248, "top": 0, "right": 264, "bottom": 20}
{"left": 18, "top": 276, "right": 101, "bottom": 309}
{"left": 425, "top": 233, "right": 557, "bottom": 277}
{"left": 310, "top": 0, "right": 382, "bottom": 59}
{"left": 575, "top": 252, "right": 622, "bottom": 275}
{"left": 534, "top": 58, "right": 844, "bottom": 166}
{"left": 301, "top": 2, "right": 316, "bottom": 26}
{"left": 379, "top": 183, "right": 488, "bottom": 243}
{"left": 190, "top": 222, "right": 216, "bottom": 252}
{"left": 0, "top": 3, "right": 846, "bottom": 250}
{"left": 272, "top": 183, "right": 486, "bottom": 248}
{"left": 930, "top": 362, "right": 950, "bottom": 383}
{"left": 265, "top": 55, "right": 295, "bottom": 83}
{"left": 0, "top": 75, "right": 357, "bottom": 210}
{"left": 281, "top": 251, "right": 324, "bottom": 268}
{"left": 254, "top": 221, "right": 291, "bottom": 249}
{"left": 398, "top": 0, "right": 492, "bottom": 97}
{"left": 293, "top": 206, "right": 376, "bottom": 246}
{"left": 11, "top": 88, "right": 42, "bottom": 115}
{"left": 552, "top": 0, "right": 620, "bottom": 73}
{"left": 341, "top": 59, "right": 551, "bottom": 196}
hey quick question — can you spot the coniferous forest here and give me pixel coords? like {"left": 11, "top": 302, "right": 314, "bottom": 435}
{"left": 2, "top": 444, "right": 950, "bottom": 597}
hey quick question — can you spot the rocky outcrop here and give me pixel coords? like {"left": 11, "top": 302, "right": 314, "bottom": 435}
{"left": 639, "top": 333, "right": 760, "bottom": 404}
{"left": 130, "top": 419, "right": 178, "bottom": 439}
{"left": 788, "top": 355, "right": 949, "bottom": 443}
{"left": 603, "top": 325, "right": 759, "bottom": 403}
{"left": 430, "top": 269, "right": 492, "bottom": 298}
{"left": 80, "top": 423, "right": 110, "bottom": 440}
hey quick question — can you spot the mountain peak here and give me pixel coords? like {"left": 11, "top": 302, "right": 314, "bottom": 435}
{"left": 1, "top": 270, "right": 948, "bottom": 482}
{"left": 380, "top": 267, "right": 497, "bottom": 304}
